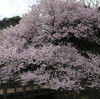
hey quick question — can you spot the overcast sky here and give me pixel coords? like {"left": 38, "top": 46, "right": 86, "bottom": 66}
{"left": 0, "top": 0, "right": 38, "bottom": 20}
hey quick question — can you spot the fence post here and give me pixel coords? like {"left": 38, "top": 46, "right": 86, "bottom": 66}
{"left": 31, "top": 84, "right": 33, "bottom": 91}
{"left": 23, "top": 86, "right": 26, "bottom": 99}
{"left": 3, "top": 83, "right": 7, "bottom": 99}
{"left": 38, "top": 86, "right": 41, "bottom": 95}
{"left": 15, "top": 85, "right": 17, "bottom": 93}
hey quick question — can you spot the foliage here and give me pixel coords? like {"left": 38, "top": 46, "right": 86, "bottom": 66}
{"left": 0, "top": 16, "right": 21, "bottom": 30}
{"left": 0, "top": 0, "right": 100, "bottom": 93}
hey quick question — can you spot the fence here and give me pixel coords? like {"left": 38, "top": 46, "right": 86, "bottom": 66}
{"left": 0, "top": 80, "right": 54, "bottom": 99}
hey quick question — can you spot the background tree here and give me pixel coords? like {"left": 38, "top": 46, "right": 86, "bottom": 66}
{"left": 0, "top": 16, "right": 21, "bottom": 30}
{"left": 0, "top": 0, "right": 100, "bottom": 93}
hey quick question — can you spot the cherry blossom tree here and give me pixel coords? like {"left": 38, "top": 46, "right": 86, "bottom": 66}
{"left": 0, "top": 0, "right": 100, "bottom": 92}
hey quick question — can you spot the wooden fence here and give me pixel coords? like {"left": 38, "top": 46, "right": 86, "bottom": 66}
{"left": 0, "top": 80, "right": 54, "bottom": 99}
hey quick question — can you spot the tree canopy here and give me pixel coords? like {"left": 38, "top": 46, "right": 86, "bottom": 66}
{"left": 0, "top": 0, "right": 100, "bottom": 92}
{"left": 0, "top": 16, "right": 21, "bottom": 30}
